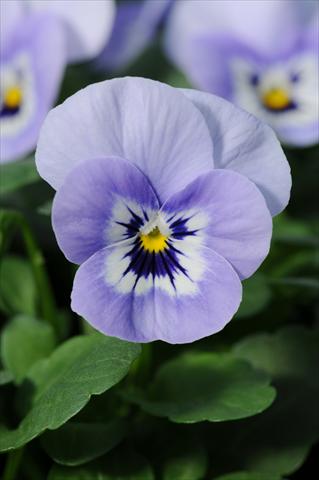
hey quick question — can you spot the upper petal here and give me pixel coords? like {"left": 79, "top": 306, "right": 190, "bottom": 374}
{"left": 164, "top": 169, "right": 273, "bottom": 280}
{"left": 36, "top": 77, "right": 213, "bottom": 200}
{"left": 165, "top": 0, "right": 303, "bottom": 65}
{"left": 52, "top": 156, "right": 159, "bottom": 265}
{"left": 26, "top": 0, "right": 115, "bottom": 62}
{"left": 181, "top": 89, "right": 291, "bottom": 216}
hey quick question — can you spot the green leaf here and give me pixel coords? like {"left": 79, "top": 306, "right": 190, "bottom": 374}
{"left": 47, "top": 448, "right": 154, "bottom": 480}
{"left": 125, "top": 352, "right": 276, "bottom": 423}
{"left": 233, "top": 326, "right": 319, "bottom": 386}
{"left": 272, "top": 214, "right": 318, "bottom": 247}
{"left": 0, "top": 209, "right": 60, "bottom": 336}
{"left": 227, "top": 326, "right": 319, "bottom": 476}
{"left": 213, "top": 472, "right": 282, "bottom": 480}
{"left": 1, "top": 315, "right": 56, "bottom": 383}
{"left": 0, "top": 256, "right": 37, "bottom": 316}
{"left": 0, "top": 334, "right": 141, "bottom": 451}
{"left": 162, "top": 435, "right": 208, "bottom": 480}
{"left": 236, "top": 274, "right": 272, "bottom": 318}
{"left": 0, "top": 210, "right": 19, "bottom": 256}
{"left": 0, "top": 370, "right": 14, "bottom": 386}
{"left": 165, "top": 69, "right": 192, "bottom": 89}
{"left": 0, "top": 157, "right": 39, "bottom": 196}
{"left": 37, "top": 200, "right": 52, "bottom": 216}
{"left": 42, "top": 419, "right": 127, "bottom": 466}
{"left": 270, "top": 250, "right": 317, "bottom": 279}
{"left": 271, "top": 276, "right": 319, "bottom": 289}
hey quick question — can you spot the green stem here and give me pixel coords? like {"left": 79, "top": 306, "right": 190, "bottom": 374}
{"left": 1, "top": 210, "right": 58, "bottom": 334}
{"left": 3, "top": 448, "right": 24, "bottom": 480}
{"left": 19, "top": 216, "right": 57, "bottom": 327}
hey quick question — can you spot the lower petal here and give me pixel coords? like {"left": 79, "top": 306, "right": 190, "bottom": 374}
{"left": 276, "top": 121, "right": 319, "bottom": 147}
{"left": 71, "top": 245, "right": 242, "bottom": 344}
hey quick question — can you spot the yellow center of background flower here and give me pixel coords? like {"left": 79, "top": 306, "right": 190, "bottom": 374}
{"left": 140, "top": 226, "right": 168, "bottom": 253}
{"left": 4, "top": 86, "right": 23, "bottom": 109}
{"left": 262, "top": 88, "right": 291, "bottom": 110}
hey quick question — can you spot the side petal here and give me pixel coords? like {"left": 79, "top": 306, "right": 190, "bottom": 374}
{"left": 164, "top": 170, "right": 272, "bottom": 280}
{"left": 71, "top": 245, "right": 242, "bottom": 344}
{"left": 97, "top": 0, "right": 171, "bottom": 71}
{"left": 52, "top": 156, "right": 159, "bottom": 265}
{"left": 1, "top": 13, "right": 67, "bottom": 163}
{"left": 36, "top": 77, "right": 213, "bottom": 200}
{"left": 181, "top": 88, "right": 291, "bottom": 216}
{"left": 27, "top": 0, "right": 115, "bottom": 62}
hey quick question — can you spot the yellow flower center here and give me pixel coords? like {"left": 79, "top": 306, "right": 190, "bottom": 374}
{"left": 262, "top": 88, "right": 291, "bottom": 110}
{"left": 4, "top": 86, "right": 23, "bottom": 109}
{"left": 140, "top": 226, "right": 168, "bottom": 253}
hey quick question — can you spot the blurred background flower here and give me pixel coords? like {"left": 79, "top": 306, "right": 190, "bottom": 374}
{"left": 96, "top": 0, "right": 172, "bottom": 72}
{"left": 0, "top": 0, "right": 115, "bottom": 164}
{"left": 165, "top": 0, "right": 319, "bottom": 147}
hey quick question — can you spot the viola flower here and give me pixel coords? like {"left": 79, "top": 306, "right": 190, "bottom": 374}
{"left": 0, "top": 0, "right": 115, "bottom": 163}
{"left": 165, "top": 0, "right": 319, "bottom": 147}
{"left": 96, "top": 0, "right": 171, "bottom": 71}
{"left": 36, "top": 77, "right": 290, "bottom": 343}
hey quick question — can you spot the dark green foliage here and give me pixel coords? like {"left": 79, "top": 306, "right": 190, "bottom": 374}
{"left": 0, "top": 158, "right": 40, "bottom": 197}
{"left": 125, "top": 352, "right": 276, "bottom": 423}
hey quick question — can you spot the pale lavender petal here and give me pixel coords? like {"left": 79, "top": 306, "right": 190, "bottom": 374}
{"left": 71, "top": 245, "right": 242, "bottom": 344}
{"left": 302, "top": 9, "right": 319, "bottom": 52}
{"left": 0, "top": 0, "right": 25, "bottom": 54}
{"left": 276, "top": 121, "right": 319, "bottom": 147}
{"left": 181, "top": 89, "right": 291, "bottom": 216}
{"left": 97, "top": 0, "right": 171, "bottom": 71}
{"left": 170, "top": 33, "right": 262, "bottom": 96}
{"left": 165, "top": 0, "right": 303, "bottom": 68}
{"left": 26, "top": 0, "right": 115, "bottom": 62}
{"left": 164, "top": 170, "right": 272, "bottom": 280}
{"left": 36, "top": 77, "right": 213, "bottom": 199}
{"left": 52, "top": 156, "right": 159, "bottom": 264}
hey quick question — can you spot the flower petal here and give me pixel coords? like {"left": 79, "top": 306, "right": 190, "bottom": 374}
{"left": 52, "top": 156, "right": 159, "bottom": 265}
{"left": 1, "top": 13, "right": 66, "bottom": 163}
{"left": 164, "top": 170, "right": 272, "bottom": 280}
{"left": 71, "top": 245, "right": 242, "bottom": 344}
{"left": 36, "top": 77, "right": 213, "bottom": 200}
{"left": 166, "top": 0, "right": 302, "bottom": 65}
{"left": 27, "top": 0, "right": 115, "bottom": 62}
{"left": 276, "top": 121, "right": 319, "bottom": 147}
{"left": 181, "top": 89, "right": 291, "bottom": 216}
{"left": 97, "top": 0, "right": 171, "bottom": 71}
{"left": 0, "top": 0, "right": 24, "bottom": 53}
